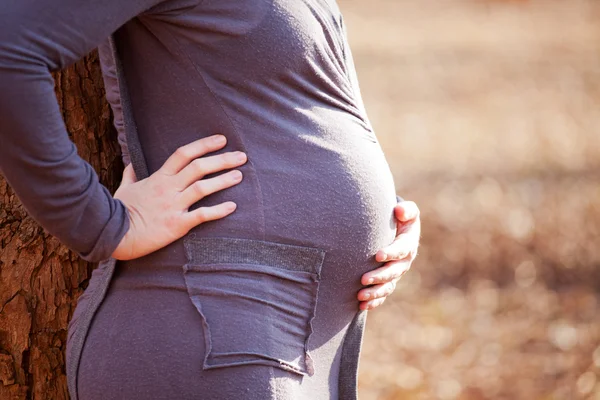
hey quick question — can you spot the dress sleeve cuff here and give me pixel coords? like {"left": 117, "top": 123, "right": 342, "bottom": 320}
{"left": 77, "top": 196, "right": 131, "bottom": 263}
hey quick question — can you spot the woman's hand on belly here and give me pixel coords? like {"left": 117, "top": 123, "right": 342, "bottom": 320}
{"left": 110, "top": 134, "right": 247, "bottom": 260}
{"left": 357, "top": 200, "right": 421, "bottom": 310}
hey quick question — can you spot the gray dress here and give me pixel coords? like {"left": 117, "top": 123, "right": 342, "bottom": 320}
{"left": 0, "top": 0, "right": 399, "bottom": 398}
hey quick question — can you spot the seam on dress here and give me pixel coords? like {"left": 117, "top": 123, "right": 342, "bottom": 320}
{"left": 304, "top": 252, "right": 323, "bottom": 377}
{"left": 107, "top": 33, "right": 150, "bottom": 180}
{"left": 98, "top": 38, "right": 131, "bottom": 167}
{"left": 338, "top": 309, "right": 368, "bottom": 400}
{"left": 158, "top": 26, "right": 267, "bottom": 240}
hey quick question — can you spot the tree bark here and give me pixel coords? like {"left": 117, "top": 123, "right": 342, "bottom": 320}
{"left": 0, "top": 50, "right": 121, "bottom": 400}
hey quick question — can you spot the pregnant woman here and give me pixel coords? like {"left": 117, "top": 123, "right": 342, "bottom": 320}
{"left": 0, "top": 0, "right": 421, "bottom": 399}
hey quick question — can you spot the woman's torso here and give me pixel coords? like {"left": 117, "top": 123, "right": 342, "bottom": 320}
{"left": 100, "top": 0, "right": 397, "bottom": 257}
{"left": 77, "top": 0, "right": 398, "bottom": 398}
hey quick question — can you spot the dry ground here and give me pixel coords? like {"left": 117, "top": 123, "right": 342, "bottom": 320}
{"left": 339, "top": 0, "right": 600, "bottom": 398}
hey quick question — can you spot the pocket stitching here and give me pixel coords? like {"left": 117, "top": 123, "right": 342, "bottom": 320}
{"left": 182, "top": 236, "right": 325, "bottom": 376}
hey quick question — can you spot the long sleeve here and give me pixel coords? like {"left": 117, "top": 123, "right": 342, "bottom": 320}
{"left": 0, "top": 0, "right": 167, "bottom": 262}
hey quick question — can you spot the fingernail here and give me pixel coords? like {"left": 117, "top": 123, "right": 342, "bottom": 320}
{"left": 231, "top": 170, "right": 242, "bottom": 181}
{"left": 363, "top": 293, "right": 371, "bottom": 300}
{"left": 380, "top": 251, "right": 388, "bottom": 261}
{"left": 236, "top": 152, "right": 247, "bottom": 162}
{"left": 367, "top": 278, "right": 374, "bottom": 285}
{"left": 214, "top": 134, "right": 226, "bottom": 144}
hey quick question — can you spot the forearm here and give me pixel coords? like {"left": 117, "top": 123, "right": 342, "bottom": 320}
{"left": 0, "top": 0, "right": 165, "bottom": 261}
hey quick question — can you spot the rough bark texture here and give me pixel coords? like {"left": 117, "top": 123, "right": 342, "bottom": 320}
{"left": 0, "top": 50, "right": 121, "bottom": 400}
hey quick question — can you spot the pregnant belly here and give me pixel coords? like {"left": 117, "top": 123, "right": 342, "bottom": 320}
{"left": 174, "top": 131, "right": 397, "bottom": 380}
{"left": 79, "top": 126, "right": 397, "bottom": 389}
{"left": 185, "top": 113, "right": 398, "bottom": 269}
{"left": 260, "top": 138, "right": 398, "bottom": 261}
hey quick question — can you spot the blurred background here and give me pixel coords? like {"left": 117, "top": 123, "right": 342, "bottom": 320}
{"left": 339, "top": 0, "right": 600, "bottom": 399}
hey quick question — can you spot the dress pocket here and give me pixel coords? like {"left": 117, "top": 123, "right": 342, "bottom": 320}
{"left": 182, "top": 236, "right": 326, "bottom": 377}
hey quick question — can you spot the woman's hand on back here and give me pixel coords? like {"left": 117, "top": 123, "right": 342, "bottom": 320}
{"left": 111, "top": 134, "right": 246, "bottom": 260}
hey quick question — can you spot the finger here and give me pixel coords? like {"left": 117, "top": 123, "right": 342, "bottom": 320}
{"left": 394, "top": 200, "right": 420, "bottom": 223}
{"left": 179, "top": 170, "right": 243, "bottom": 208}
{"left": 176, "top": 151, "right": 247, "bottom": 189}
{"left": 357, "top": 280, "right": 397, "bottom": 302}
{"left": 160, "top": 134, "right": 227, "bottom": 175}
{"left": 181, "top": 201, "right": 237, "bottom": 231}
{"left": 375, "top": 232, "right": 418, "bottom": 262}
{"left": 359, "top": 297, "right": 387, "bottom": 311}
{"left": 361, "top": 258, "right": 411, "bottom": 285}
{"left": 120, "top": 163, "right": 137, "bottom": 186}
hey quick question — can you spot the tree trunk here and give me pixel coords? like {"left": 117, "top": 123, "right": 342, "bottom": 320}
{"left": 0, "top": 50, "right": 121, "bottom": 400}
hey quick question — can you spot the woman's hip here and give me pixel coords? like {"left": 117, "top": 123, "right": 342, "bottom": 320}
{"left": 73, "top": 280, "right": 287, "bottom": 399}
{"left": 65, "top": 235, "right": 371, "bottom": 399}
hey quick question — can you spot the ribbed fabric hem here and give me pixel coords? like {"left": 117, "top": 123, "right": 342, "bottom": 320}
{"left": 77, "top": 197, "right": 130, "bottom": 262}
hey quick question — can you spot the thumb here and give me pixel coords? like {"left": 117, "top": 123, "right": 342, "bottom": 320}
{"left": 120, "top": 163, "right": 137, "bottom": 186}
